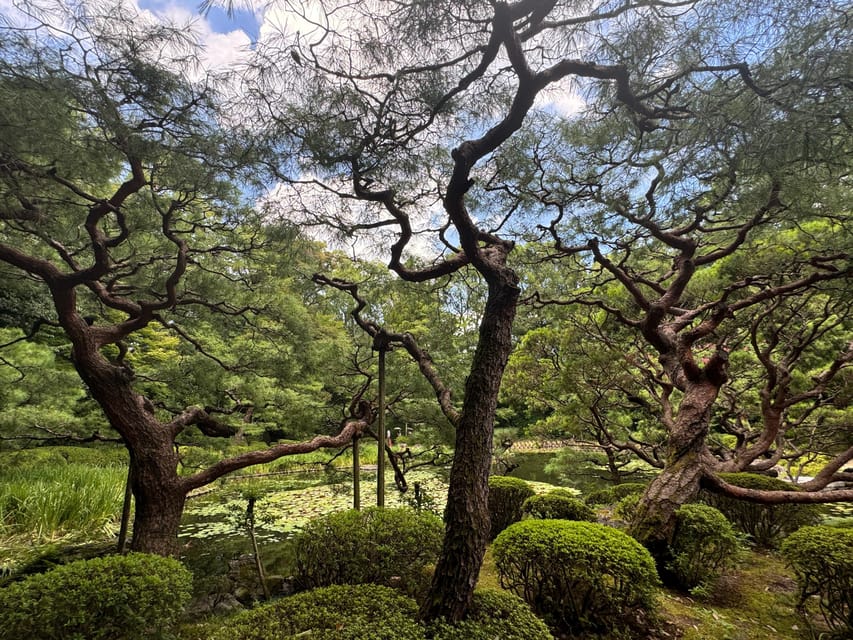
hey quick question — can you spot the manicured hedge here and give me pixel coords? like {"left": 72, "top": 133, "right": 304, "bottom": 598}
{"left": 206, "top": 584, "right": 423, "bottom": 640}
{"left": 0, "top": 553, "right": 192, "bottom": 640}
{"left": 487, "top": 475, "right": 535, "bottom": 540}
{"left": 521, "top": 489, "right": 595, "bottom": 522}
{"left": 429, "top": 589, "right": 554, "bottom": 640}
{"left": 205, "top": 584, "right": 554, "bottom": 640}
{"left": 493, "top": 519, "right": 659, "bottom": 636}
{"left": 703, "top": 473, "right": 823, "bottom": 547}
{"left": 293, "top": 507, "right": 443, "bottom": 597}
{"left": 667, "top": 503, "right": 740, "bottom": 592}
{"left": 781, "top": 525, "right": 853, "bottom": 636}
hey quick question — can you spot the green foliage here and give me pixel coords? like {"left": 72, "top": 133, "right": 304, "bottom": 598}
{"left": 667, "top": 504, "right": 740, "bottom": 594}
{"left": 204, "top": 584, "right": 554, "bottom": 640}
{"left": 293, "top": 507, "right": 443, "bottom": 597}
{"left": 493, "top": 519, "right": 659, "bottom": 637}
{"left": 205, "top": 583, "right": 424, "bottom": 640}
{"left": 584, "top": 487, "right": 617, "bottom": 505}
{"left": 612, "top": 482, "right": 649, "bottom": 500}
{"left": 0, "top": 462, "right": 125, "bottom": 544}
{"left": 613, "top": 493, "right": 641, "bottom": 524}
{"left": 0, "top": 553, "right": 191, "bottom": 640}
{"left": 488, "top": 475, "right": 535, "bottom": 540}
{"left": 521, "top": 489, "right": 595, "bottom": 522}
{"left": 703, "top": 473, "right": 823, "bottom": 547}
{"left": 781, "top": 525, "right": 853, "bottom": 636}
{"left": 428, "top": 589, "right": 554, "bottom": 640}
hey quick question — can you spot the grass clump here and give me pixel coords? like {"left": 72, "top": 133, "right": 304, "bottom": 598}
{"left": 0, "top": 463, "right": 125, "bottom": 544}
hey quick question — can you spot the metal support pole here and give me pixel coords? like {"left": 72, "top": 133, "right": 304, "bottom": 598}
{"left": 377, "top": 345, "right": 386, "bottom": 507}
{"left": 352, "top": 436, "right": 361, "bottom": 510}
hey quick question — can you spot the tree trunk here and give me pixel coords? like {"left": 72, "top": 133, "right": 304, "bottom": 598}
{"left": 629, "top": 380, "right": 719, "bottom": 579}
{"left": 128, "top": 445, "right": 186, "bottom": 556}
{"left": 69, "top": 334, "right": 187, "bottom": 556}
{"left": 419, "top": 278, "right": 519, "bottom": 622}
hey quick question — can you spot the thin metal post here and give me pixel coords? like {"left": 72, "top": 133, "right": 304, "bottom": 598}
{"left": 377, "top": 345, "right": 386, "bottom": 507}
{"left": 352, "top": 436, "right": 361, "bottom": 510}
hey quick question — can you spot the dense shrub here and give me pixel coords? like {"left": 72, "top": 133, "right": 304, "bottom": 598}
{"left": 522, "top": 489, "right": 595, "bottom": 522}
{"left": 493, "top": 519, "right": 659, "bottom": 637}
{"left": 613, "top": 493, "right": 641, "bottom": 524}
{"left": 488, "top": 475, "right": 535, "bottom": 539}
{"left": 702, "top": 473, "right": 823, "bottom": 547}
{"left": 205, "top": 585, "right": 554, "bottom": 640}
{"left": 667, "top": 504, "right": 740, "bottom": 593}
{"left": 0, "top": 553, "right": 191, "bottom": 640}
{"left": 611, "top": 482, "right": 649, "bottom": 500}
{"left": 293, "top": 507, "right": 443, "bottom": 596}
{"left": 429, "top": 589, "right": 554, "bottom": 640}
{"left": 207, "top": 584, "right": 423, "bottom": 640}
{"left": 583, "top": 487, "right": 616, "bottom": 505}
{"left": 781, "top": 525, "right": 853, "bottom": 636}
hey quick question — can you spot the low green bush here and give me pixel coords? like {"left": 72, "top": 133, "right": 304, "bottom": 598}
{"left": 667, "top": 504, "right": 740, "bottom": 593}
{"left": 429, "top": 589, "right": 554, "bottom": 640}
{"left": 207, "top": 583, "right": 423, "bottom": 640}
{"left": 613, "top": 493, "right": 641, "bottom": 524}
{"left": 781, "top": 525, "right": 853, "bottom": 637}
{"left": 611, "top": 482, "right": 648, "bottom": 500}
{"left": 583, "top": 487, "right": 616, "bottom": 505}
{"left": 488, "top": 475, "right": 535, "bottom": 539}
{"left": 522, "top": 489, "right": 595, "bottom": 522}
{"left": 205, "top": 584, "right": 554, "bottom": 640}
{"left": 0, "top": 552, "right": 191, "bottom": 640}
{"left": 293, "top": 507, "right": 443, "bottom": 597}
{"left": 493, "top": 519, "right": 660, "bottom": 637}
{"left": 702, "top": 473, "right": 823, "bottom": 547}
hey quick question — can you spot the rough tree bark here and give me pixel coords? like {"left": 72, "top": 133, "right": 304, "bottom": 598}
{"left": 420, "top": 276, "right": 519, "bottom": 621}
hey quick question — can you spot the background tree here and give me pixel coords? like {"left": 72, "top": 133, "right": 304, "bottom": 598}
{"left": 508, "top": 4, "right": 853, "bottom": 563}
{"left": 233, "top": 0, "right": 832, "bottom": 620}
{"left": 0, "top": 0, "right": 369, "bottom": 555}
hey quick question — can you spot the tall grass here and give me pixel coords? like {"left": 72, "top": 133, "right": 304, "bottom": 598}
{"left": 0, "top": 463, "right": 126, "bottom": 542}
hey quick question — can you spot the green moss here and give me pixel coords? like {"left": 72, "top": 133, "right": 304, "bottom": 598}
{"left": 658, "top": 550, "right": 828, "bottom": 640}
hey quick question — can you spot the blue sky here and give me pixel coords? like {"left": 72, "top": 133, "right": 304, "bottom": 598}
{"left": 137, "top": 0, "right": 261, "bottom": 41}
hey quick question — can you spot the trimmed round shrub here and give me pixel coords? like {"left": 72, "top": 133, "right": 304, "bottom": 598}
{"left": 293, "top": 507, "right": 443, "bottom": 597}
{"left": 583, "top": 487, "right": 617, "bottom": 505}
{"left": 488, "top": 475, "right": 535, "bottom": 540}
{"left": 781, "top": 525, "right": 853, "bottom": 637}
{"left": 207, "top": 583, "right": 423, "bottom": 640}
{"left": 613, "top": 492, "right": 641, "bottom": 524}
{"left": 611, "top": 482, "right": 649, "bottom": 500}
{"left": 493, "top": 519, "right": 660, "bottom": 637}
{"left": 429, "top": 589, "right": 554, "bottom": 640}
{"left": 702, "top": 473, "right": 823, "bottom": 547}
{"left": 667, "top": 504, "right": 740, "bottom": 593}
{"left": 522, "top": 489, "right": 595, "bottom": 522}
{"left": 0, "top": 552, "right": 192, "bottom": 640}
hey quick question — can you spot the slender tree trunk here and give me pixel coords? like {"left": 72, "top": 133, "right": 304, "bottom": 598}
{"left": 629, "top": 380, "right": 720, "bottom": 578}
{"left": 420, "top": 278, "right": 519, "bottom": 622}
